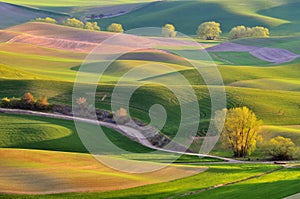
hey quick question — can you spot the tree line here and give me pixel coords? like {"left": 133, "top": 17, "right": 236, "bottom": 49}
{"left": 35, "top": 17, "right": 269, "bottom": 40}
{"left": 162, "top": 21, "right": 269, "bottom": 40}
{"left": 35, "top": 17, "right": 124, "bottom": 33}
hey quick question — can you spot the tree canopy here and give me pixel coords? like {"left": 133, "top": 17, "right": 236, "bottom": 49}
{"left": 220, "top": 107, "right": 262, "bottom": 158}
{"left": 85, "top": 22, "right": 101, "bottom": 31}
{"left": 197, "top": 21, "right": 222, "bottom": 40}
{"left": 229, "top": 25, "right": 270, "bottom": 40}
{"left": 162, "top": 24, "right": 177, "bottom": 37}
{"left": 62, "top": 18, "right": 84, "bottom": 29}
{"left": 107, "top": 23, "right": 124, "bottom": 33}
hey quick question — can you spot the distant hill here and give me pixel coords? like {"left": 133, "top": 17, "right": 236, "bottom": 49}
{"left": 0, "top": 2, "right": 68, "bottom": 29}
{"left": 95, "top": 0, "right": 300, "bottom": 36}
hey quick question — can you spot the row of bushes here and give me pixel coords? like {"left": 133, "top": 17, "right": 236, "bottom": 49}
{"left": 159, "top": 22, "right": 269, "bottom": 40}
{"left": 35, "top": 17, "right": 124, "bottom": 33}
{"left": 0, "top": 93, "right": 50, "bottom": 111}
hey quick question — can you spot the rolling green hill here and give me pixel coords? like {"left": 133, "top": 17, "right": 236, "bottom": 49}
{"left": 93, "top": 0, "right": 299, "bottom": 35}
{"left": 0, "top": 2, "right": 68, "bottom": 28}
{"left": 0, "top": 113, "right": 151, "bottom": 153}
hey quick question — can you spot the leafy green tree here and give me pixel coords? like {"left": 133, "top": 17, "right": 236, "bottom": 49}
{"left": 268, "top": 136, "right": 296, "bottom": 160}
{"left": 197, "top": 21, "right": 222, "bottom": 40}
{"left": 62, "top": 18, "right": 84, "bottom": 29}
{"left": 220, "top": 107, "right": 262, "bottom": 158}
{"left": 162, "top": 24, "right": 177, "bottom": 37}
{"left": 107, "top": 23, "right": 124, "bottom": 33}
{"left": 85, "top": 22, "right": 101, "bottom": 31}
{"left": 35, "top": 17, "right": 57, "bottom": 24}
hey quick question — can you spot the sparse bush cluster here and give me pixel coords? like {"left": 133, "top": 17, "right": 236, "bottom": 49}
{"left": 0, "top": 92, "right": 50, "bottom": 111}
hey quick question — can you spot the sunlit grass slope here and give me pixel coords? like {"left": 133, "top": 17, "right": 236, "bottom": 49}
{"left": 0, "top": 163, "right": 279, "bottom": 198}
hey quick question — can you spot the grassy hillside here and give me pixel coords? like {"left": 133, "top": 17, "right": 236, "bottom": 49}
{"left": 184, "top": 167, "right": 300, "bottom": 199}
{"left": 1, "top": 0, "right": 156, "bottom": 20}
{"left": 93, "top": 0, "right": 298, "bottom": 35}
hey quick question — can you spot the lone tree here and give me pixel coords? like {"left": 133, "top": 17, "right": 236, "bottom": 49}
{"left": 107, "top": 23, "right": 124, "bottom": 33}
{"left": 268, "top": 136, "right": 296, "bottom": 160}
{"left": 220, "top": 107, "right": 262, "bottom": 158}
{"left": 162, "top": 24, "right": 177, "bottom": 37}
{"left": 197, "top": 21, "right": 222, "bottom": 40}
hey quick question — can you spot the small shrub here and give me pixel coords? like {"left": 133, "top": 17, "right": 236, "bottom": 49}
{"left": 9, "top": 97, "right": 21, "bottom": 109}
{"left": 0, "top": 97, "right": 10, "bottom": 108}
{"left": 20, "top": 92, "right": 35, "bottom": 110}
{"left": 36, "top": 96, "right": 49, "bottom": 110}
{"left": 113, "top": 108, "right": 130, "bottom": 124}
{"left": 35, "top": 17, "right": 57, "bottom": 24}
{"left": 268, "top": 136, "right": 296, "bottom": 160}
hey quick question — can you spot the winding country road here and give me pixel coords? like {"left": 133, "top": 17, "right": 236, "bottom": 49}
{"left": 0, "top": 108, "right": 239, "bottom": 162}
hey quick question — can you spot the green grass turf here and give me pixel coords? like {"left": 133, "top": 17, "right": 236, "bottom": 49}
{"left": 183, "top": 167, "right": 300, "bottom": 199}
{"left": 210, "top": 52, "right": 271, "bottom": 66}
{"left": 230, "top": 78, "right": 300, "bottom": 91}
{"left": 91, "top": 0, "right": 295, "bottom": 35}
{"left": 0, "top": 164, "right": 280, "bottom": 198}
{"left": 0, "top": 64, "right": 42, "bottom": 79}
{"left": 261, "top": 125, "right": 300, "bottom": 148}
{"left": 233, "top": 37, "right": 300, "bottom": 54}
